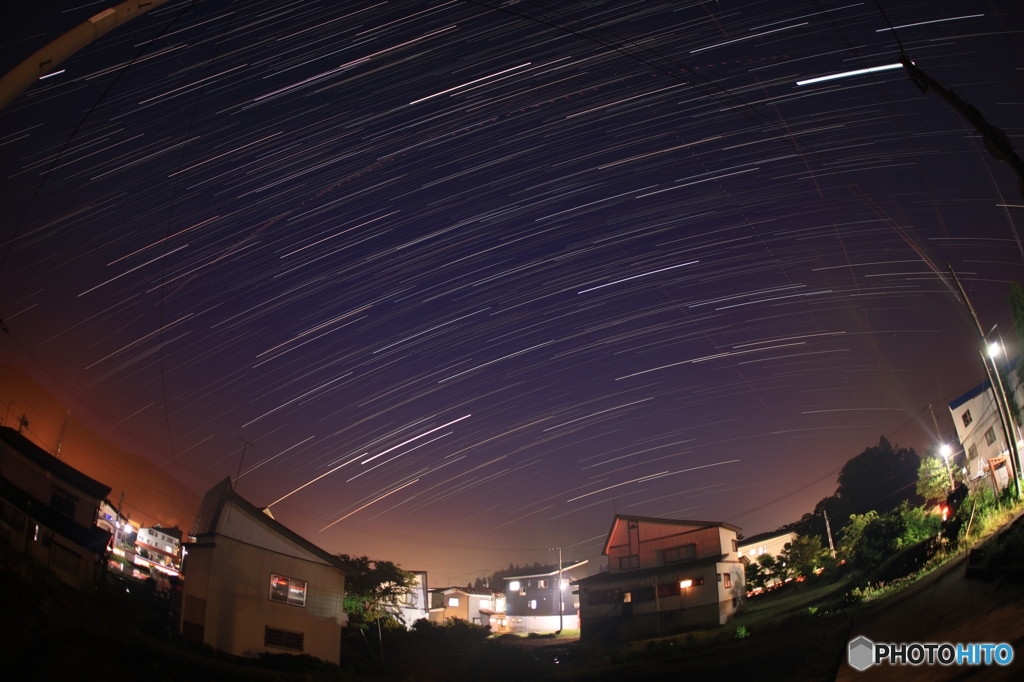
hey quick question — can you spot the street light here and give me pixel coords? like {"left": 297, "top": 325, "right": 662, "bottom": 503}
{"left": 939, "top": 444, "right": 955, "bottom": 491}
{"left": 989, "top": 342, "right": 1001, "bottom": 359}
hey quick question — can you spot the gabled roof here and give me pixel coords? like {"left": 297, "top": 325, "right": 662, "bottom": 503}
{"left": 503, "top": 560, "right": 588, "bottom": 580}
{"left": 430, "top": 586, "right": 502, "bottom": 596}
{"left": 0, "top": 427, "right": 111, "bottom": 500}
{"left": 191, "top": 477, "right": 352, "bottom": 572}
{"left": 737, "top": 530, "right": 797, "bottom": 548}
{"left": 601, "top": 514, "right": 742, "bottom": 555}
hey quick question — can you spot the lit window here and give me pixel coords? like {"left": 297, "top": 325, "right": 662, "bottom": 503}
{"left": 538, "top": 579, "right": 548, "bottom": 589}
{"left": 269, "top": 574, "right": 307, "bottom": 607}
{"left": 679, "top": 579, "right": 693, "bottom": 588}
{"left": 519, "top": 586, "right": 526, "bottom": 596}
{"left": 528, "top": 600, "right": 537, "bottom": 609}
{"left": 479, "top": 599, "right": 490, "bottom": 610}
{"left": 508, "top": 581, "right": 520, "bottom": 591}
{"left": 985, "top": 427, "right": 997, "bottom": 446}
{"left": 723, "top": 573, "right": 732, "bottom": 588}
{"left": 448, "top": 596, "right": 460, "bottom": 607}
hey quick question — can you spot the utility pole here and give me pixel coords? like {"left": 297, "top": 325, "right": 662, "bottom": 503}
{"left": 1, "top": 400, "right": 12, "bottom": 426}
{"left": 549, "top": 546, "right": 563, "bottom": 633}
{"left": 17, "top": 414, "right": 28, "bottom": 434}
{"left": 823, "top": 510, "right": 836, "bottom": 560}
{"left": 949, "top": 264, "right": 1021, "bottom": 497}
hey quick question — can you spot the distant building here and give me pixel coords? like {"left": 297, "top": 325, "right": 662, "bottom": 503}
{"left": 136, "top": 524, "right": 182, "bottom": 574}
{"left": 0, "top": 426, "right": 111, "bottom": 590}
{"left": 96, "top": 498, "right": 134, "bottom": 549}
{"left": 575, "top": 515, "right": 746, "bottom": 640}
{"left": 948, "top": 371, "right": 1024, "bottom": 493}
{"left": 504, "top": 560, "right": 588, "bottom": 633}
{"left": 180, "top": 478, "right": 352, "bottom": 664}
{"left": 428, "top": 585, "right": 504, "bottom": 628}
{"left": 737, "top": 531, "right": 797, "bottom": 565}
{"left": 397, "top": 570, "right": 429, "bottom": 627}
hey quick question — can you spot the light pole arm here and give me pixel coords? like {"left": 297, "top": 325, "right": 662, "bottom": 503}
{"left": 0, "top": 0, "right": 172, "bottom": 113}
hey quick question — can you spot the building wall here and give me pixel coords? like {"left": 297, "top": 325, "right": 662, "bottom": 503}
{"left": 398, "top": 571, "right": 428, "bottom": 628}
{"left": 949, "top": 379, "right": 1024, "bottom": 492}
{"left": 215, "top": 499, "right": 332, "bottom": 565}
{"left": 0, "top": 443, "right": 102, "bottom": 529}
{"left": 738, "top": 532, "right": 797, "bottom": 564}
{"left": 606, "top": 519, "right": 729, "bottom": 573}
{"left": 505, "top": 563, "right": 587, "bottom": 624}
{"left": 181, "top": 534, "right": 346, "bottom": 664}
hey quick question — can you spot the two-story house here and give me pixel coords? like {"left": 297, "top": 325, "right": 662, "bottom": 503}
{"left": 397, "top": 570, "right": 429, "bottom": 627}
{"left": 948, "top": 372, "right": 1024, "bottom": 494}
{"left": 428, "top": 585, "right": 503, "bottom": 628}
{"left": 504, "top": 560, "right": 588, "bottom": 633}
{"left": 575, "top": 515, "right": 746, "bottom": 640}
{"left": 0, "top": 426, "right": 112, "bottom": 590}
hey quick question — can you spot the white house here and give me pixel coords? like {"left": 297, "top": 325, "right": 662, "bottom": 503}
{"left": 948, "top": 371, "right": 1024, "bottom": 493}
{"left": 397, "top": 570, "right": 429, "bottom": 627}
{"left": 504, "top": 560, "right": 588, "bottom": 633}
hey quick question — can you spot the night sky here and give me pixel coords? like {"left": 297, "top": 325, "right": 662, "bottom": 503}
{"left": 1, "top": 0, "right": 1021, "bottom": 584}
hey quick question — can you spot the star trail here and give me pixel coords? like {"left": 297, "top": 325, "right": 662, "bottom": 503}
{"left": 0, "top": 0, "right": 1021, "bottom": 581}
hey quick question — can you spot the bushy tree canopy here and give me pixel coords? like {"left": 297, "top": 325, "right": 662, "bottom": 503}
{"left": 836, "top": 437, "right": 922, "bottom": 515}
{"left": 338, "top": 554, "right": 418, "bottom": 628}
{"left": 917, "top": 448, "right": 951, "bottom": 504}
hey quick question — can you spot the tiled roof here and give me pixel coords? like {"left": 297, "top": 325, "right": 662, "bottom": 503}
{"left": 0, "top": 427, "right": 111, "bottom": 500}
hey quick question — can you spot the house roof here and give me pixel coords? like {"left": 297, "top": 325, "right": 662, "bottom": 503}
{"left": 429, "top": 586, "right": 502, "bottom": 596}
{"left": 737, "top": 530, "right": 797, "bottom": 548}
{"left": 948, "top": 380, "right": 993, "bottom": 411}
{"left": 574, "top": 554, "right": 728, "bottom": 585}
{"left": 601, "top": 514, "right": 742, "bottom": 556}
{"left": 191, "top": 477, "right": 352, "bottom": 572}
{"left": 0, "top": 427, "right": 111, "bottom": 500}
{"left": 503, "top": 559, "right": 588, "bottom": 580}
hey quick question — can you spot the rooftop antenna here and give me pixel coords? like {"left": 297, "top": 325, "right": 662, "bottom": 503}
{"left": 53, "top": 411, "right": 70, "bottom": 460}
{"left": 233, "top": 436, "right": 256, "bottom": 489}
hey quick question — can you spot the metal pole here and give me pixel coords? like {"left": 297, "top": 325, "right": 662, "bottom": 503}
{"left": 823, "top": 510, "right": 836, "bottom": 560}
{"left": 557, "top": 546, "right": 563, "bottom": 633}
{"left": 949, "top": 264, "right": 1021, "bottom": 497}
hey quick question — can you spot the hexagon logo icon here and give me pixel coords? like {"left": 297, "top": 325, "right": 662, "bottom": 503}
{"left": 848, "top": 636, "right": 875, "bottom": 671}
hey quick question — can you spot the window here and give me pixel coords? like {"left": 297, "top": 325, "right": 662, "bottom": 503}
{"left": 269, "top": 574, "right": 307, "bottom": 607}
{"left": 968, "top": 443, "right": 979, "bottom": 460}
{"left": 985, "top": 427, "right": 997, "bottom": 446}
{"left": 537, "top": 579, "right": 548, "bottom": 589}
{"left": 723, "top": 573, "right": 732, "bottom": 588}
{"left": 508, "top": 581, "right": 520, "bottom": 591}
{"left": 619, "top": 554, "right": 640, "bottom": 570}
{"left": 265, "top": 626, "right": 303, "bottom": 652}
{"left": 962, "top": 409, "right": 972, "bottom": 427}
{"left": 51, "top": 543, "right": 80, "bottom": 576}
{"left": 479, "top": 599, "right": 490, "bottom": 610}
{"left": 632, "top": 586, "right": 655, "bottom": 602}
{"left": 657, "top": 582, "right": 680, "bottom": 598}
{"left": 519, "top": 586, "right": 526, "bottom": 596}
{"left": 622, "top": 592, "right": 632, "bottom": 603}
{"left": 1, "top": 501, "right": 26, "bottom": 532}
{"left": 448, "top": 597, "right": 460, "bottom": 607}
{"left": 660, "top": 611, "right": 674, "bottom": 622}
{"left": 732, "top": 539, "right": 738, "bottom": 552}
{"left": 663, "top": 544, "right": 696, "bottom": 564}
{"left": 588, "top": 589, "right": 619, "bottom": 605}
{"left": 528, "top": 600, "right": 537, "bottom": 610}
{"left": 50, "top": 488, "right": 77, "bottom": 518}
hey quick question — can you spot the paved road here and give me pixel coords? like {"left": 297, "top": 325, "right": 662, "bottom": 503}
{"left": 836, "top": 550, "right": 1024, "bottom": 681}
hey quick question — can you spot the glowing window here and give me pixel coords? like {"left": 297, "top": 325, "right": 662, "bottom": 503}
{"left": 448, "top": 597, "right": 460, "bottom": 607}
{"left": 538, "top": 579, "right": 548, "bottom": 589}
{"left": 508, "top": 581, "right": 520, "bottom": 591}
{"left": 528, "top": 600, "right": 537, "bottom": 609}
{"left": 269, "top": 574, "right": 307, "bottom": 607}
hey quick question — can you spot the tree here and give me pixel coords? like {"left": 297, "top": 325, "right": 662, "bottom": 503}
{"left": 838, "top": 511, "right": 879, "bottom": 565}
{"left": 337, "top": 554, "right": 418, "bottom": 629}
{"left": 836, "top": 437, "right": 922, "bottom": 516}
{"left": 917, "top": 448, "right": 951, "bottom": 504}
{"left": 780, "top": 535, "right": 824, "bottom": 579}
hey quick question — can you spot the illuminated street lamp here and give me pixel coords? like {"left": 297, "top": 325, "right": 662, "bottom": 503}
{"left": 940, "top": 444, "right": 955, "bottom": 491}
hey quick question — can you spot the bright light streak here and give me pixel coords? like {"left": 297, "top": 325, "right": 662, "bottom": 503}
{"left": 875, "top": 14, "right": 983, "bottom": 32}
{"left": 320, "top": 479, "right": 420, "bottom": 531}
{"left": 266, "top": 454, "right": 363, "bottom": 508}
{"left": 796, "top": 63, "right": 902, "bottom": 86}
{"left": 578, "top": 261, "right": 698, "bottom": 294}
{"left": 39, "top": 70, "right": 65, "bottom": 80}
{"left": 361, "top": 414, "right": 471, "bottom": 464}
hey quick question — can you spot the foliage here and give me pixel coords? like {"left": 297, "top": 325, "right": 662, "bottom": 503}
{"left": 780, "top": 535, "right": 824, "bottom": 579}
{"left": 757, "top": 553, "right": 785, "bottom": 585}
{"left": 837, "top": 511, "right": 878, "bottom": 563}
{"left": 838, "top": 503, "right": 940, "bottom": 567}
{"left": 734, "top": 626, "right": 750, "bottom": 639}
{"left": 336, "top": 554, "right": 417, "bottom": 629}
{"left": 835, "top": 437, "right": 922, "bottom": 516}
{"left": 916, "top": 449, "right": 951, "bottom": 504}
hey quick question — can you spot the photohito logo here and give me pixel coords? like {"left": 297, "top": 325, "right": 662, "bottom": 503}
{"left": 848, "top": 636, "right": 1014, "bottom": 670}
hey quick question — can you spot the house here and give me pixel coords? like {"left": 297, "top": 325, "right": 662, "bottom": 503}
{"left": 0, "top": 426, "right": 111, "bottom": 590}
{"left": 574, "top": 515, "right": 746, "bottom": 640}
{"left": 504, "top": 560, "right": 588, "bottom": 633}
{"left": 135, "top": 524, "right": 182, "bottom": 574}
{"left": 96, "top": 498, "right": 135, "bottom": 549}
{"left": 737, "top": 531, "right": 797, "bottom": 566}
{"left": 180, "top": 478, "right": 352, "bottom": 664}
{"left": 948, "top": 372, "right": 1024, "bottom": 493}
{"left": 397, "top": 570, "right": 429, "bottom": 627}
{"left": 428, "top": 586, "right": 504, "bottom": 628}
